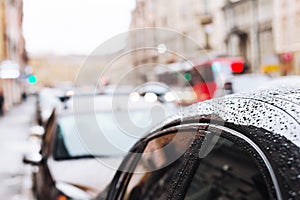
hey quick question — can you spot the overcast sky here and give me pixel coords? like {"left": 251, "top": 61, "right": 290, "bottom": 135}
{"left": 23, "top": 0, "right": 135, "bottom": 56}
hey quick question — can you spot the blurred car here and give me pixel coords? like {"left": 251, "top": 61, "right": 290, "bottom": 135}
{"left": 100, "top": 85, "right": 134, "bottom": 95}
{"left": 189, "top": 56, "right": 249, "bottom": 101}
{"left": 133, "top": 82, "right": 177, "bottom": 104}
{"left": 258, "top": 75, "right": 300, "bottom": 90}
{"left": 217, "top": 73, "right": 271, "bottom": 96}
{"left": 24, "top": 94, "right": 178, "bottom": 200}
{"left": 97, "top": 87, "right": 300, "bottom": 200}
{"left": 36, "top": 87, "right": 73, "bottom": 126}
{"left": 155, "top": 56, "right": 249, "bottom": 103}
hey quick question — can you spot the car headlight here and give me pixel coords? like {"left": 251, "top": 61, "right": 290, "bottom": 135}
{"left": 129, "top": 92, "right": 141, "bottom": 102}
{"left": 164, "top": 92, "right": 176, "bottom": 102}
{"left": 144, "top": 92, "right": 158, "bottom": 103}
{"left": 55, "top": 182, "right": 91, "bottom": 200}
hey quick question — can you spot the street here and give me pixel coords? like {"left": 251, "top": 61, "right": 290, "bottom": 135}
{"left": 0, "top": 96, "right": 35, "bottom": 200}
{"left": 0, "top": 0, "right": 299, "bottom": 199}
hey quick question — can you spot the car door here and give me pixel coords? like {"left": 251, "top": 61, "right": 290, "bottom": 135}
{"left": 105, "top": 122, "right": 299, "bottom": 200}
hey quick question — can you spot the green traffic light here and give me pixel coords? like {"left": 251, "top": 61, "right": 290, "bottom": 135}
{"left": 28, "top": 75, "right": 38, "bottom": 85}
{"left": 184, "top": 73, "right": 192, "bottom": 81}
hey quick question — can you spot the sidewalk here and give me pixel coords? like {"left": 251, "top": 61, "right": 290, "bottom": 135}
{"left": 0, "top": 96, "right": 36, "bottom": 199}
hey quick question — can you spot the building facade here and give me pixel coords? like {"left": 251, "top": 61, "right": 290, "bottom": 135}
{"left": 223, "top": 0, "right": 277, "bottom": 74}
{"left": 130, "top": 0, "right": 300, "bottom": 77}
{"left": 28, "top": 54, "right": 134, "bottom": 88}
{"left": 129, "top": 0, "right": 226, "bottom": 83}
{"left": 274, "top": 0, "right": 300, "bottom": 75}
{"left": 0, "top": 0, "right": 27, "bottom": 111}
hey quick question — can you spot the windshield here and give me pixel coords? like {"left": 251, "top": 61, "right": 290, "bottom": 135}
{"left": 53, "top": 110, "right": 173, "bottom": 160}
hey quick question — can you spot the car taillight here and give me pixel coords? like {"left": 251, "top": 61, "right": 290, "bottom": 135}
{"left": 231, "top": 62, "right": 244, "bottom": 73}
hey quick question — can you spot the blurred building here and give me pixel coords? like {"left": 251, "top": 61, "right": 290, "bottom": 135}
{"left": 129, "top": 0, "right": 226, "bottom": 82}
{"left": 130, "top": 0, "right": 300, "bottom": 76}
{"left": 274, "top": 0, "right": 300, "bottom": 75}
{"left": 0, "top": 0, "right": 27, "bottom": 111}
{"left": 0, "top": 1, "right": 7, "bottom": 60}
{"left": 28, "top": 55, "right": 83, "bottom": 87}
{"left": 5, "top": 0, "right": 27, "bottom": 67}
{"left": 28, "top": 54, "right": 134, "bottom": 87}
{"left": 223, "top": 0, "right": 278, "bottom": 74}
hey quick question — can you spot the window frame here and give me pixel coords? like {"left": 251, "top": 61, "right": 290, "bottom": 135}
{"left": 106, "top": 123, "right": 280, "bottom": 200}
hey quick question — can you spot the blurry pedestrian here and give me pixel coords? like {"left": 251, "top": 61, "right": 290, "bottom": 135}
{"left": 0, "top": 90, "right": 4, "bottom": 116}
{"left": 22, "top": 91, "right": 27, "bottom": 101}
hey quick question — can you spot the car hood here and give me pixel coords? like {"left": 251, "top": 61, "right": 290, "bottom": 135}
{"left": 48, "top": 157, "right": 122, "bottom": 197}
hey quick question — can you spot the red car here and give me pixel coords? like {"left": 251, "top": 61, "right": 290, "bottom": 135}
{"left": 188, "top": 56, "right": 248, "bottom": 101}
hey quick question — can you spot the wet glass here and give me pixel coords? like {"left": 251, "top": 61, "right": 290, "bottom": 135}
{"left": 123, "top": 132, "right": 196, "bottom": 200}
{"left": 184, "top": 138, "right": 270, "bottom": 200}
{"left": 53, "top": 111, "right": 162, "bottom": 160}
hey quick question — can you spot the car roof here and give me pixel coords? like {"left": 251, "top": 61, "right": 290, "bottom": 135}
{"left": 153, "top": 87, "right": 300, "bottom": 147}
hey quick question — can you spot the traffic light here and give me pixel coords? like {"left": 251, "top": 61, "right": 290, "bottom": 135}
{"left": 27, "top": 75, "right": 38, "bottom": 85}
{"left": 184, "top": 73, "right": 192, "bottom": 81}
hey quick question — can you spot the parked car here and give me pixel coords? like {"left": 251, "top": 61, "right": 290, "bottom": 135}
{"left": 155, "top": 56, "right": 249, "bottom": 102}
{"left": 97, "top": 87, "right": 300, "bottom": 200}
{"left": 24, "top": 94, "right": 178, "bottom": 200}
{"left": 132, "top": 82, "right": 177, "bottom": 103}
{"left": 36, "top": 87, "right": 72, "bottom": 126}
{"left": 258, "top": 75, "right": 300, "bottom": 90}
{"left": 189, "top": 56, "right": 249, "bottom": 101}
{"left": 217, "top": 73, "right": 271, "bottom": 96}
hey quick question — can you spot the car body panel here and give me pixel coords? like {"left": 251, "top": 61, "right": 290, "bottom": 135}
{"left": 48, "top": 157, "right": 122, "bottom": 197}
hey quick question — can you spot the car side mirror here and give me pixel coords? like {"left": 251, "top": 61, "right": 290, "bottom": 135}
{"left": 23, "top": 153, "right": 43, "bottom": 165}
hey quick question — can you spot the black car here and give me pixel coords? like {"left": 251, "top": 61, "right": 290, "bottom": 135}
{"left": 98, "top": 88, "right": 300, "bottom": 200}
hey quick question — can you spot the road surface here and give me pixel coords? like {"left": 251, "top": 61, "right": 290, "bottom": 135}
{"left": 0, "top": 96, "right": 36, "bottom": 200}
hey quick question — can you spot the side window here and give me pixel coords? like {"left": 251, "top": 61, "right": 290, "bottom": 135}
{"left": 122, "top": 132, "right": 197, "bottom": 200}
{"left": 184, "top": 137, "right": 270, "bottom": 200}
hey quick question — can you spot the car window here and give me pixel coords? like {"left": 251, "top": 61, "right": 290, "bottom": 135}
{"left": 122, "top": 132, "right": 198, "bottom": 200}
{"left": 53, "top": 110, "right": 169, "bottom": 160}
{"left": 184, "top": 137, "right": 270, "bottom": 200}
{"left": 106, "top": 128, "right": 275, "bottom": 200}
